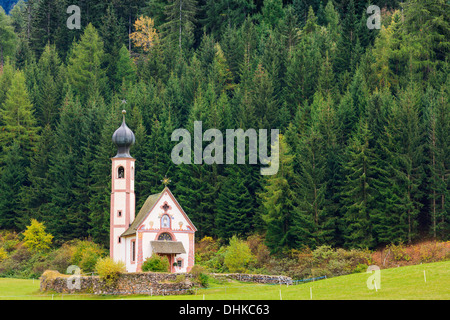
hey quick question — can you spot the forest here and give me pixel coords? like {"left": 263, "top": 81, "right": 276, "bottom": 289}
{"left": 0, "top": 0, "right": 448, "bottom": 256}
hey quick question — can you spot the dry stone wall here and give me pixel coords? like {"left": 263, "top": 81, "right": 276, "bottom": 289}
{"left": 40, "top": 271, "right": 293, "bottom": 295}
{"left": 40, "top": 271, "right": 194, "bottom": 295}
{"left": 210, "top": 273, "right": 293, "bottom": 284}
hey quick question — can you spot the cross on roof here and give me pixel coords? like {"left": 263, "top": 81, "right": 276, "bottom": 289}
{"left": 161, "top": 175, "right": 171, "bottom": 186}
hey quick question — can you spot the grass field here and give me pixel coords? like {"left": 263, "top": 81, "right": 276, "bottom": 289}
{"left": 0, "top": 260, "right": 448, "bottom": 300}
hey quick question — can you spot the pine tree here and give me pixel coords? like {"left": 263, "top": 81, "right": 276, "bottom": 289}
{"left": 380, "top": 84, "right": 425, "bottom": 244}
{"left": 0, "top": 142, "right": 27, "bottom": 230}
{"left": 340, "top": 121, "right": 383, "bottom": 249}
{"left": 99, "top": 3, "right": 127, "bottom": 93}
{"left": 209, "top": 43, "right": 235, "bottom": 95}
{"left": 114, "top": 45, "right": 137, "bottom": 88}
{"left": 66, "top": 23, "right": 107, "bottom": 103}
{"left": 162, "top": 0, "right": 197, "bottom": 52}
{"left": 29, "top": 0, "right": 59, "bottom": 57}
{"left": 34, "top": 44, "right": 63, "bottom": 127}
{"left": 43, "top": 92, "right": 85, "bottom": 240}
{"left": 215, "top": 165, "right": 254, "bottom": 240}
{"left": 401, "top": 0, "right": 450, "bottom": 80}
{"left": 0, "top": 69, "right": 39, "bottom": 163}
{"left": 0, "top": 6, "right": 16, "bottom": 67}
{"left": 202, "top": 0, "right": 254, "bottom": 39}
{"left": 334, "top": 0, "right": 358, "bottom": 76}
{"left": 423, "top": 85, "right": 450, "bottom": 240}
{"left": 259, "top": 135, "right": 302, "bottom": 253}
{"left": 261, "top": 0, "right": 284, "bottom": 30}
{"left": 19, "top": 124, "right": 54, "bottom": 227}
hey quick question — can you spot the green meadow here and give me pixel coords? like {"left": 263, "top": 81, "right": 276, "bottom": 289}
{"left": 0, "top": 261, "right": 448, "bottom": 300}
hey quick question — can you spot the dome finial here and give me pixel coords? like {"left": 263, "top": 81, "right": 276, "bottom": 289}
{"left": 112, "top": 108, "right": 135, "bottom": 158}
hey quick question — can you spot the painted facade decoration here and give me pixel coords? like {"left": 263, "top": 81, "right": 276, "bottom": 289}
{"left": 110, "top": 111, "right": 197, "bottom": 273}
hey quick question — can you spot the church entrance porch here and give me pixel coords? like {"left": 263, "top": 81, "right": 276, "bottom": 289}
{"left": 150, "top": 240, "right": 186, "bottom": 273}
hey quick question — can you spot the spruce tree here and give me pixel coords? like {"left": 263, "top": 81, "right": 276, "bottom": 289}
{"left": 340, "top": 121, "right": 382, "bottom": 249}
{"left": 0, "top": 69, "right": 39, "bottom": 163}
{"left": 259, "top": 135, "right": 301, "bottom": 253}
{"left": 0, "top": 142, "right": 27, "bottom": 230}
{"left": 66, "top": 23, "right": 107, "bottom": 103}
{"left": 19, "top": 124, "right": 54, "bottom": 227}
{"left": 162, "top": 0, "right": 197, "bottom": 52}
{"left": 380, "top": 84, "right": 425, "bottom": 244}
{"left": 215, "top": 165, "right": 254, "bottom": 240}
{"left": 0, "top": 6, "right": 16, "bottom": 67}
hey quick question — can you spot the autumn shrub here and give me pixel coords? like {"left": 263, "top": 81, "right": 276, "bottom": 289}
{"left": 388, "top": 242, "right": 411, "bottom": 262}
{"left": 224, "top": 236, "right": 255, "bottom": 273}
{"left": 71, "top": 240, "right": 106, "bottom": 273}
{"left": 95, "top": 257, "right": 125, "bottom": 286}
{"left": 189, "top": 264, "right": 209, "bottom": 287}
{"left": 0, "top": 248, "right": 7, "bottom": 263}
{"left": 195, "top": 236, "right": 219, "bottom": 265}
{"left": 246, "top": 234, "right": 270, "bottom": 269}
{"left": 142, "top": 254, "right": 169, "bottom": 272}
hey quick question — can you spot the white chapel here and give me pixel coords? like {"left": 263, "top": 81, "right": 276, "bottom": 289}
{"left": 109, "top": 110, "right": 197, "bottom": 273}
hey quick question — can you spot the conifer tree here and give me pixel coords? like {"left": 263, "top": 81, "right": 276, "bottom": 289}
{"left": 88, "top": 100, "right": 121, "bottom": 247}
{"left": 334, "top": 0, "right": 358, "bottom": 76}
{"left": 162, "top": 0, "right": 197, "bottom": 52}
{"left": 0, "top": 69, "right": 39, "bottom": 163}
{"left": 0, "top": 6, "right": 16, "bottom": 67}
{"left": 202, "top": 0, "right": 254, "bottom": 39}
{"left": 340, "top": 121, "right": 383, "bottom": 249}
{"left": 215, "top": 165, "right": 254, "bottom": 240}
{"left": 423, "top": 85, "right": 450, "bottom": 240}
{"left": 66, "top": 23, "right": 107, "bottom": 103}
{"left": 0, "top": 142, "right": 27, "bottom": 230}
{"left": 114, "top": 45, "right": 137, "bottom": 89}
{"left": 43, "top": 92, "right": 85, "bottom": 240}
{"left": 379, "top": 84, "right": 425, "bottom": 244}
{"left": 34, "top": 44, "right": 63, "bottom": 127}
{"left": 259, "top": 135, "right": 301, "bottom": 253}
{"left": 19, "top": 124, "right": 54, "bottom": 227}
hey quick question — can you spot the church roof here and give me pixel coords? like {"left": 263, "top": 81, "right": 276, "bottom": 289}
{"left": 112, "top": 110, "right": 135, "bottom": 158}
{"left": 121, "top": 191, "right": 162, "bottom": 237}
{"left": 150, "top": 241, "right": 186, "bottom": 254}
{"left": 121, "top": 187, "right": 197, "bottom": 237}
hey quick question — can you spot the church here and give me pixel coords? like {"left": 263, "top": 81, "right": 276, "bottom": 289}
{"left": 109, "top": 110, "right": 196, "bottom": 273}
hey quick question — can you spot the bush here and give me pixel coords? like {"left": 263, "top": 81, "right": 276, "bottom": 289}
{"left": 142, "top": 254, "right": 169, "bottom": 272}
{"left": 0, "top": 247, "right": 7, "bottom": 263}
{"left": 95, "top": 257, "right": 125, "bottom": 286}
{"left": 189, "top": 265, "right": 209, "bottom": 287}
{"left": 224, "top": 236, "right": 255, "bottom": 273}
{"left": 71, "top": 240, "right": 106, "bottom": 273}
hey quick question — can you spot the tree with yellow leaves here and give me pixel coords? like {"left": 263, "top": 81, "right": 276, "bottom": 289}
{"left": 23, "top": 219, "right": 53, "bottom": 254}
{"left": 130, "top": 16, "right": 159, "bottom": 52}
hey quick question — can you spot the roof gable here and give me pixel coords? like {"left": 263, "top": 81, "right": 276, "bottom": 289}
{"left": 121, "top": 187, "right": 196, "bottom": 237}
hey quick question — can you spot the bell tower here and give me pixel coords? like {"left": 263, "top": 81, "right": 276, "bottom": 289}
{"left": 110, "top": 110, "right": 136, "bottom": 262}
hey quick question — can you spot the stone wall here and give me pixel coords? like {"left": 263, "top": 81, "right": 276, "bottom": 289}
{"left": 40, "top": 271, "right": 293, "bottom": 295}
{"left": 210, "top": 273, "right": 293, "bottom": 285}
{"left": 40, "top": 271, "right": 194, "bottom": 295}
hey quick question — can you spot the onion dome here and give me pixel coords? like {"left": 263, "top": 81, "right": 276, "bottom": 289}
{"left": 112, "top": 110, "right": 135, "bottom": 158}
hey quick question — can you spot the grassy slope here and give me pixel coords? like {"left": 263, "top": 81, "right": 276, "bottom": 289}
{"left": 0, "top": 260, "right": 448, "bottom": 300}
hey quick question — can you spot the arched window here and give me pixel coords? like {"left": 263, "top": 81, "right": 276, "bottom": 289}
{"left": 161, "top": 214, "right": 170, "bottom": 228}
{"left": 158, "top": 232, "right": 172, "bottom": 241}
{"left": 118, "top": 166, "right": 125, "bottom": 179}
